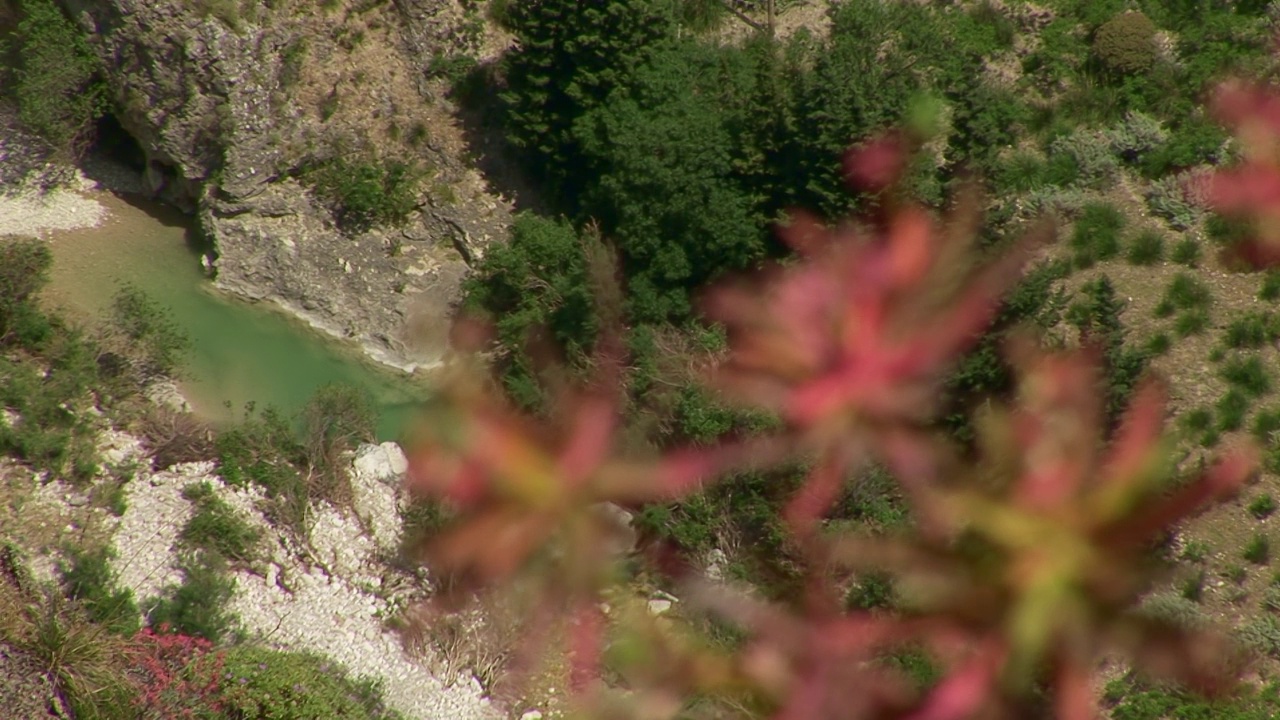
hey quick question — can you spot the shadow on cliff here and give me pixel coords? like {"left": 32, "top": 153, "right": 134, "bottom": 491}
{"left": 446, "top": 60, "right": 556, "bottom": 218}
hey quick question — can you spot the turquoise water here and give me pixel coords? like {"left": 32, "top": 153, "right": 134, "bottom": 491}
{"left": 42, "top": 192, "right": 430, "bottom": 441}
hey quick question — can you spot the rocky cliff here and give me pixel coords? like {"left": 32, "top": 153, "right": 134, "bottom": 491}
{"left": 57, "top": 0, "right": 512, "bottom": 371}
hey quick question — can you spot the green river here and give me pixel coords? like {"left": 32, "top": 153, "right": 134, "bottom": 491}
{"left": 41, "top": 192, "right": 430, "bottom": 441}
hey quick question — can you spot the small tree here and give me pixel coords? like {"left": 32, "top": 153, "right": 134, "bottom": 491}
{"left": 1093, "top": 11, "right": 1158, "bottom": 78}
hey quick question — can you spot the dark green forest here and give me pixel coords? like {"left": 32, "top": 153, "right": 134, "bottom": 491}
{"left": 457, "top": 0, "right": 1271, "bottom": 602}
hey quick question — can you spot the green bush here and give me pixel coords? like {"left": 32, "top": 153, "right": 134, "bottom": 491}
{"left": 180, "top": 481, "right": 261, "bottom": 563}
{"left": 1107, "top": 110, "right": 1168, "bottom": 163}
{"left": 145, "top": 552, "right": 237, "bottom": 643}
{"left": 1143, "top": 332, "right": 1170, "bottom": 355}
{"left": 1137, "top": 593, "right": 1206, "bottom": 630}
{"left": 1181, "top": 539, "right": 1210, "bottom": 563}
{"left": 59, "top": 547, "right": 140, "bottom": 636}
{"left": 1254, "top": 407, "right": 1280, "bottom": 444}
{"left": 993, "top": 151, "right": 1051, "bottom": 193}
{"left": 1092, "top": 11, "right": 1158, "bottom": 77}
{"left": 1161, "top": 273, "right": 1212, "bottom": 311}
{"left": 1262, "top": 271, "right": 1280, "bottom": 302}
{"left": 1179, "top": 570, "right": 1205, "bottom": 602}
{"left": 1246, "top": 534, "right": 1272, "bottom": 565}
{"left": 1217, "top": 388, "right": 1252, "bottom": 432}
{"left": 308, "top": 158, "right": 421, "bottom": 234}
{"left": 1146, "top": 175, "right": 1203, "bottom": 231}
{"left": 1170, "top": 237, "right": 1201, "bottom": 267}
{"left": 0, "top": 237, "right": 53, "bottom": 347}
{"left": 218, "top": 646, "right": 402, "bottom": 720}
{"left": 0, "top": 334, "right": 103, "bottom": 482}
{"left": 1140, "top": 118, "right": 1227, "bottom": 178}
{"left": 1221, "top": 355, "right": 1272, "bottom": 397}
{"left": 1125, "top": 229, "right": 1165, "bottom": 265}
{"left": 1249, "top": 494, "right": 1277, "bottom": 520}
{"left": 215, "top": 404, "right": 308, "bottom": 530}
{"left": 845, "top": 571, "right": 895, "bottom": 612}
{"left": 1174, "top": 309, "right": 1209, "bottom": 337}
{"left": 1069, "top": 202, "right": 1125, "bottom": 267}
{"left": 1225, "top": 312, "right": 1280, "bottom": 349}
{"left": 5, "top": 0, "right": 107, "bottom": 155}
{"left": 1049, "top": 130, "right": 1117, "bottom": 187}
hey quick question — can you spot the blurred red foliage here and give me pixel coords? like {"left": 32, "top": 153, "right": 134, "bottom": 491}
{"left": 403, "top": 85, "right": 1279, "bottom": 718}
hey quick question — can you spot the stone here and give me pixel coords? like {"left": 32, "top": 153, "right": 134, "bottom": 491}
{"left": 353, "top": 442, "right": 409, "bottom": 485}
{"left": 647, "top": 599, "right": 674, "bottom": 616}
{"left": 519, "top": 711, "right": 544, "bottom": 720}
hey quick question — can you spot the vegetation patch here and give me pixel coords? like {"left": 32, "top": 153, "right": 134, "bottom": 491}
{"left": 306, "top": 158, "right": 423, "bottom": 235}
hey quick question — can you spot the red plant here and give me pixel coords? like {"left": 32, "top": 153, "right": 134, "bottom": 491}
{"left": 405, "top": 112, "right": 1264, "bottom": 718}
{"left": 126, "top": 625, "right": 225, "bottom": 719}
{"left": 1206, "top": 80, "right": 1280, "bottom": 267}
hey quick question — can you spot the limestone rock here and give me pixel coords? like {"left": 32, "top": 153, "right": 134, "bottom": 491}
{"left": 57, "top": 0, "right": 513, "bottom": 371}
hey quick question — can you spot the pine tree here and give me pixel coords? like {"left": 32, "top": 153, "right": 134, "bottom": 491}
{"left": 500, "top": 0, "right": 674, "bottom": 204}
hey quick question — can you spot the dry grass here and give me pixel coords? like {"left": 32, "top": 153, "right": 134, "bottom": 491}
{"left": 0, "top": 544, "right": 135, "bottom": 720}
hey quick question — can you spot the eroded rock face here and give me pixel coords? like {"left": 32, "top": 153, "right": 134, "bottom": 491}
{"left": 57, "top": 0, "right": 512, "bottom": 371}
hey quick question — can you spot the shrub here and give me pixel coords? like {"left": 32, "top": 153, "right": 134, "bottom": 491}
{"left": 1092, "top": 11, "right": 1158, "bottom": 77}
{"left": 1137, "top": 593, "right": 1206, "bottom": 630}
{"left": 0, "top": 236, "right": 53, "bottom": 347}
{"left": 1228, "top": 563, "right": 1249, "bottom": 584}
{"left": 179, "top": 482, "right": 261, "bottom": 563}
{"left": 1181, "top": 539, "right": 1210, "bottom": 563}
{"left": 1126, "top": 229, "right": 1165, "bottom": 265}
{"left": 215, "top": 405, "right": 308, "bottom": 530}
{"left": 145, "top": 553, "right": 237, "bottom": 643}
{"left": 1263, "top": 271, "right": 1280, "bottom": 302}
{"left": 1179, "top": 570, "right": 1205, "bottom": 602}
{"left": 1146, "top": 175, "right": 1204, "bottom": 230}
{"left": 59, "top": 547, "right": 140, "bottom": 636}
{"left": 1216, "top": 388, "right": 1251, "bottom": 431}
{"left": 1161, "top": 273, "right": 1212, "bottom": 311}
{"left": 1221, "top": 355, "right": 1272, "bottom": 397}
{"left": 846, "top": 571, "right": 897, "bottom": 612}
{"left": 993, "top": 151, "right": 1050, "bottom": 193}
{"left": 1069, "top": 202, "right": 1125, "bottom": 267}
{"left": 1225, "top": 311, "right": 1280, "bottom": 349}
{"left": 5, "top": 0, "right": 108, "bottom": 155}
{"left": 308, "top": 158, "right": 422, "bottom": 234}
{"left": 1174, "top": 309, "right": 1209, "bottom": 337}
{"left": 217, "top": 646, "right": 401, "bottom": 720}
{"left": 1246, "top": 534, "right": 1272, "bottom": 565}
{"left": 1049, "top": 130, "right": 1118, "bottom": 187}
{"left": 1141, "top": 119, "right": 1227, "bottom": 178}
{"left": 1254, "top": 407, "right": 1280, "bottom": 444}
{"left": 1237, "top": 615, "right": 1280, "bottom": 657}
{"left": 1250, "top": 494, "right": 1278, "bottom": 520}
{"left": 1170, "top": 238, "right": 1201, "bottom": 266}
{"left": 1143, "top": 332, "right": 1171, "bottom": 355}
{"left": 1181, "top": 407, "right": 1214, "bottom": 434}
{"left": 1108, "top": 111, "right": 1169, "bottom": 163}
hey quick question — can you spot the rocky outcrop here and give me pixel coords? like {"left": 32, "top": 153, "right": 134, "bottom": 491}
{"left": 99, "top": 432, "right": 500, "bottom": 719}
{"left": 57, "top": 0, "right": 513, "bottom": 371}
